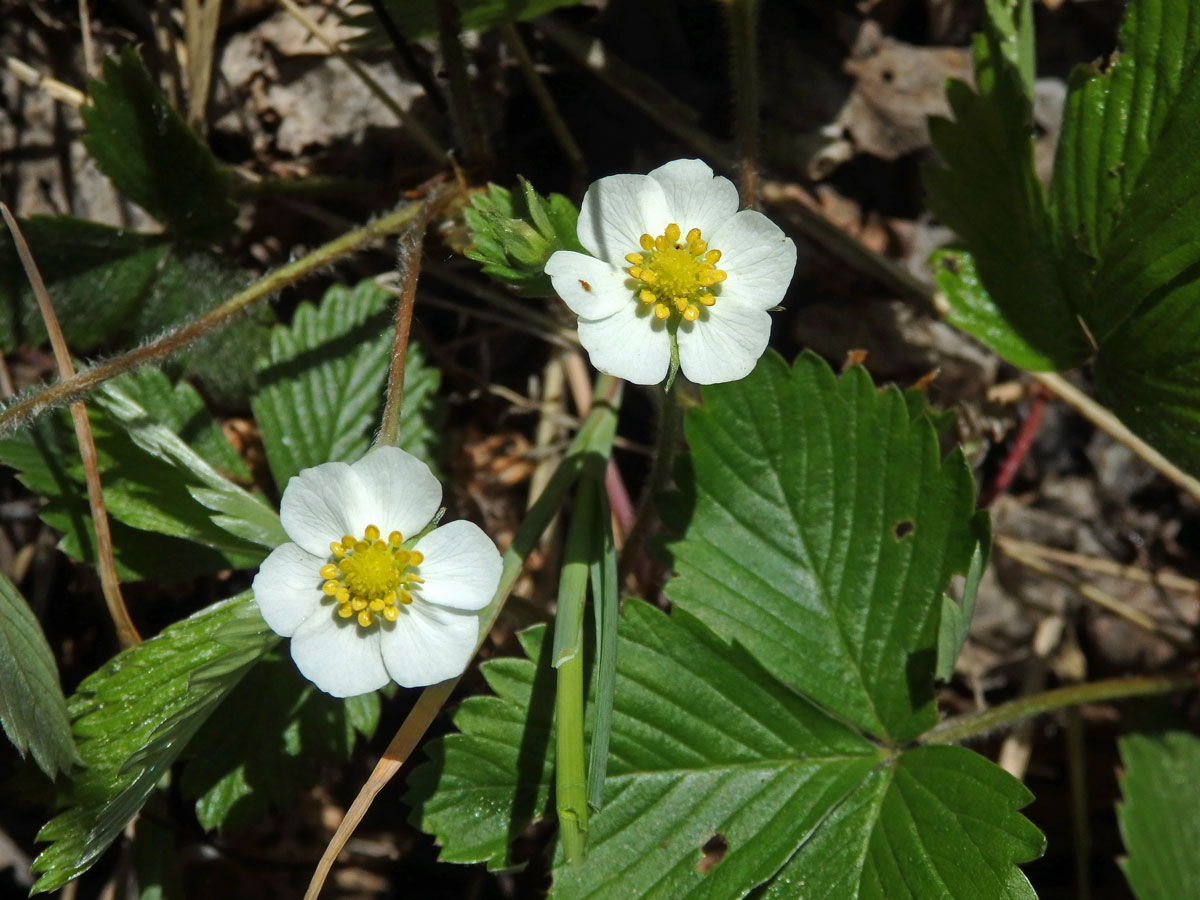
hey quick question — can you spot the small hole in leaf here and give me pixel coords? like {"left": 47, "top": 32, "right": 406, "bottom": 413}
{"left": 893, "top": 520, "right": 915, "bottom": 540}
{"left": 881, "top": 69, "right": 895, "bottom": 84}
{"left": 697, "top": 833, "right": 728, "bottom": 873}
{"left": 940, "top": 256, "right": 960, "bottom": 274}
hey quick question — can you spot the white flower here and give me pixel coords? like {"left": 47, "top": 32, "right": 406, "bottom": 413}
{"left": 545, "top": 159, "right": 796, "bottom": 385}
{"left": 252, "top": 446, "right": 502, "bottom": 697}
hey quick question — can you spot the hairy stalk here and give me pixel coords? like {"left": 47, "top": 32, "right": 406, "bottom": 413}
{"left": 366, "top": 0, "right": 448, "bottom": 112}
{"left": 436, "top": 0, "right": 490, "bottom": 169}
{"left": 376, "top": 212, "right": 428, "bottom": 448}
{"left": 919, "top": 672, "right": 1200, "bottom": 746}
{"left": 723, "top": 0, "right": 761, "bottom": 208}
{"left": 0, "top": 191, "right": 446, "bottom": 438}
{"left": 1, "top": 205, "right": 139, "bottom": 648}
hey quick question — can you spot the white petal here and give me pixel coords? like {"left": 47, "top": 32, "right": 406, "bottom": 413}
{"left": 410, "top": 520, "right": 501, "bottom": 612}
{"left": 545, "top": 251, "right": 632, "bottom": 319}
{"left": 647, "top": 159, "right": 739, "bottom": 238}
{"left": 379, "top": 601, "right": 480, "bottom": 688}
{"left": 252, "top": 543, "right": 324, "bottom": 637}
{"left": 576, "top": 174, "right": 671, "bottom": 266}
{"left": 577, "top": 301, "right": 671, "bottom": 385}
{"left": 676, "top": 301, "right": 773, "bottom": 384}
{"left": 280, "top": 461, "right": 371, "bottom": 557}
{"left": 349, "top": 446, "right": 441, "bottom": 538}
{"left": 710, "top": 209, "right": 797, "bottom": 311}
{"left": 290, "top": 609, "right": 389, "bottom": 698}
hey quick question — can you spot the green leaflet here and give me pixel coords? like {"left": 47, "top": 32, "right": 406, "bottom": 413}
{"left": 31, "top": 593, "right": 278, "bottom": 893}
{"left": 0, "top": 571, "right": 80, "bottom": 779}
{"left": 251, "top": 280, "right": 442, "bottom": 490}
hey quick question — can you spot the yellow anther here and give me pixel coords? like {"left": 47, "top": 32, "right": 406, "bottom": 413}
{"left": 628, "top": 266, "right": 642, "bottom": 279}
{"left": 665, "top": 223, "right": 681, "bottom": 242}
{"left": 373, "top": 539, "right": 387, "bottom": 551}
{"left": 705, "top": 249, "right": 722, "bottom": 264}
{"left": 319, "top": 563, "right": 338, "bottom": 579}
{"left": 625, "top": 253, "right": 644, "bottom": 265}
{"left": 388, "top": 530, "right": 403, "bottom": 545}
{"left": 697, "top": 269, "right": 727, "bottom": 287}
{"left": 354, "top": 540, "right": 369, "bottom": 553}
{"left": 357, "top": 610, "right": 373, "bottom": 628}
{"left": 409, "top": 551, "right": 424, "bottom": 565}
{"left": 351, "top": 597, "right": 368, "bottom": 611}
{"left": 341, "top": 535, "right": 356, "bottom": 549}
{"left": 364, "top": 524, "right": 380, "bottom": 541}
{"left": 654, "top": 235, "right": 669, "bottom": 252}
{"left": 624, "top": 224, "right": 725, "bottom": 324}
{"left": 688, "top": 240, "right": 707, "bottom": 256}
{"left": 384, "top": 591, "right": 396, "bottom": 605}
{"left": 383, "top": 606, "right": 400, "bottom": 621}
{"left": 330, "top": 541, "right": 345, "bottom": 557}
{"left": 639, "top": 233, "right": 654, "bottom": 251}
{"left": 322, "top": 580, "right": 339, "bottom": 595}
{"left": 406, "top": 574, "right": 425, "bottom": 584}
{"left": 336, "top": 587, "right": 350, "bottom": 603}
{"left": 698, "top": 292, "right": 716, "bottom": 306}
{"left": 686, "top": 227, "right": 702, "bottom": 243}
{"left": 639, "top": 269, "right": 657, "bottom": 284}
{"left": 638, "top": 289, "right": 656, "bottom": 304}
{"left": 337, "top": 604, "right": 354, "bottom": 618}
{"left": 674, "top": 296, "right": 689, "bottom": 312}
{"left": 369, "top": 598, "right": 385, "bottom": 611}
{"left": 398, "top": 590, "right": 413, "bottom": 605}
{"left": 654, "top": 303, "right": 671, "bottom": 320}
{"left": 395, "top": 550, "right": 411, "bottom": 566}
{"left": 683, "top": 305, "right": 700, "bottom": 321}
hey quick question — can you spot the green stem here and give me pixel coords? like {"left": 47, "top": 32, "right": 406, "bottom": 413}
{"left": 553, "top": 477, "right": 600, "bottom": 865}
{"left": 724, "top": 0, "right": 761, "bottom": 208}
{"left": 617, "top": 379, "right": 681, "bottom": 581}
{"left": 919, "top": 672, "right": 1200, "bottom": 746}
{"left": 436, "top": 0, "right": 490, "bottom": 169}
{"left": 0, "top": 189, "right": 448, "bottom": 438}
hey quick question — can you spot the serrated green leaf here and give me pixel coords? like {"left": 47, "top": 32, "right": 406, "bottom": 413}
{"left": 666, "top": 351, "right": 977, "bottom": 742}
{"left": 1117, "top": 729, "right": 1200, "bottom": 900}
{"left": 936, "top": 510, "right": 991, "bottom": 681}
{"left": 251, "top": 280, "right": 441, "bottom": 489}
{"left": 0, "top": 571, "right": 81, "bottom": 778}
{"left": 0, "top": 372, "right": 278, "bottom": 582}
{"left": 924, "top": 33, "right": 1088, "bottom": 371}
{"left": 181, "top": 656, "right": 379, "bottom": 832}
{"left": 31, "top": 593, "right": 278, "bottom": 893}
{"left": 407, "top": 600, "right": 1042, "bottom": 898}
{"left": 761, "top": 745, "right": 1043, "bottom": 899}
{"left": 81, "top": 48, "right": 236, "bottom": 240}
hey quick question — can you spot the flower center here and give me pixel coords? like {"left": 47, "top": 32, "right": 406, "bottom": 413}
{"left": 321, "top": 524, "right": 424, "bottom": 629}
{"left": 624, "top": 223, "right": 727, "bottom": 322}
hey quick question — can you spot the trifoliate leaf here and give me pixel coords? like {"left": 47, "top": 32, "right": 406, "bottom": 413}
{"left": 180, "top": 655, "right": 379, "bottom": 832}
{"left": 926, "top": 0, "right": 1200, "bottom": 475}
{"left": 251, "top": 280, "right": 441, "bottom": 489}
{"left": 81, "top": 48, "right": 236, "bottom": 240}
{"left": 1117, "top": 729, "right": 1200, "bottom": 900}
{"left": 0, "top": 571, "right": 80, "bottom": 779}
{"left": 407, "top": 600, "right": 1043, "bottom": 898}
{"left": 667, "top": 351, "right": 978, "bottom": 743}
{"left": 31, "top": 593, "right": 278, "bottom": 893}
{"left": 464, "top": 180, "right": 583, "bottom": 297}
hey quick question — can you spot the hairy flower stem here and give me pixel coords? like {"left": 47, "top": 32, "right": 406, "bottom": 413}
{"left": 618, "top": 380, "right": 681, "bottom": 585}
{"left": 723, "top": 0, "right": 761, "bottom": 208}
{"left": 377, "top": 212, "right": 429, "bottom": 448}
{"left": 919, "top": 672, "right": 1200, "bottom": 747}
{"left": 0, "top": 190, "right": 447, "bottom": 438}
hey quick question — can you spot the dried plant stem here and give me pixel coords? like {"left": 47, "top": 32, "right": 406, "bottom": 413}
{"left": 1030, "top": 371, "right": 1200, "bottom": 503}
{"left": 78, "top": 0, "right": 98, "bottom": 78}
{"left": 0, "top": 195, "right": 442, "bottom": 437}
{"left": 5, "top": 57, "right": 85, "bottom": 107}
{"left": 376, "top": 213, "right": 428, "bottom": 448}
{"left": 274, "top": 0, "right": 446, "bottom": 165}
{"left": 995, "top": 534, "right": 1200, "bottom": 596}
{"left": 182, "top": 0, "right": 222, "bottom": 134}
{"left": 1, "top": 205, "right": 139, "bottom": 647}
{"left": 919, "top": 671, "right": 1200, "bottom": 747}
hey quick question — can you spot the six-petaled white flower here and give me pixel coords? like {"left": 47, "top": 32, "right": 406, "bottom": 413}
{"left": 545, "top": 159, "right": 796, "bottom": 385}
{"left": 252, "top": 446, "right": 502, "bottom": 697}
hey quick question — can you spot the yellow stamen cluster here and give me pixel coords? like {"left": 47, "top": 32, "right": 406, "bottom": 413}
{"left": 323, "top": 524, "right": 425, "bottom": 628}
{"left": 624, "top": 223, "right": 726, "bottom": 322}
